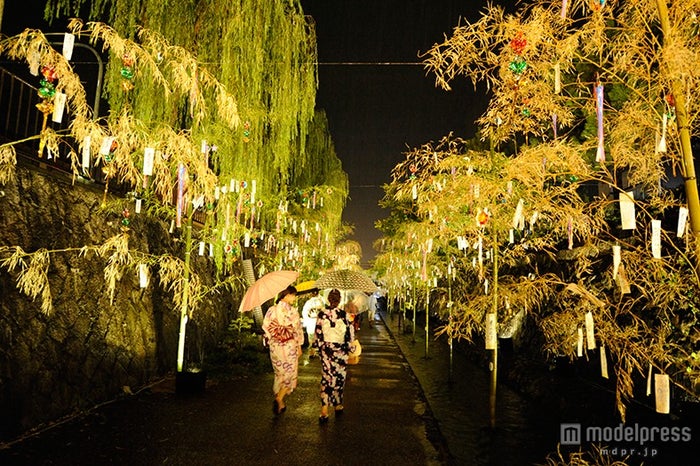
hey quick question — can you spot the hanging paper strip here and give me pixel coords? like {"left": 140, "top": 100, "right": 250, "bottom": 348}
{"left": 561, "top": 0, "right": 568, "bottom": 19}
{"left": 612, "top": 244, "right": 621, "bottom": 279}
{"left": 554, "top": 63, "right": 561, "bottom": 93}
{"left": 62, "top": 33, "right": 75, "bottom": 60}
{"left": 139, "top": 264, "right": 149, "bottom": 288}
{"left": 577, "top": 327, "right": 584, "bottom": 357}
{"left": 176, "top": 163, "right": 186, "bottom": 228}
{"left": 585, "top": 311, "right": 596, "bottom": 350}
{"left": 654, "top": 374, "right": 670, "bottom": 414}
{"left": 646, "top": 363, "right": 653, "bottom": 396}
{"left": 552, "top": 114, "right": 558, "bottom": 139}
{"left": 143, "top": 147, "right": 155, "bottom": 176}
{"left": 677, "top": 207, "right": 688, "bottom": 238}
{"left": 619, "top": 191, "right": 636, "bottom": 230}
{"left": 135, "top": 198, "right": 142, "bottom": 214}
{"left": 651, "top": 219, "right": 662, "bottom": 259}
{"left": 485, "top": 313, "right": 497, "bottom": 350}
{"left": 513, "top": 199, "right": 525, "bottom": 229}
{"left": 616, "top": 264, "right": 631, "bottom": 295}
{"left": 52, "top": 92, "right": 66, "bottom": 123}
{"left": 600, "top": 345, "right": 609, "bottom": 379}
{"left": 421, "top": 248, "right": 427, "bottom": 281}
{"left": 81, "top": 136, "right": 91, "bottom": 172}
{"left": 595, "top": 84, "right": 605, "bottom": 162}
{"left": 657, "top": 114, "right": 668, "bottom": 153}
{"left": 198, "top": 241, "right": 205, "bottom": 256}
{"left": 567, "top": 216, "right": 573, "bottom": 249}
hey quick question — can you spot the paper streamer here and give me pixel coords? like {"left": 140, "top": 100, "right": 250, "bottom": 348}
{"left": 561, "top": 0, "right": 568, "bottom": 19}
{"left": 612, "top": 244, "right": 621, "bottom": 279}
{"left": 567, "top": 216, "right": 573, "bottom": 249}
{"left": 619, "top": 191, "right": 636, "bottom": 230}
{"left": 654, "top": 373, "right": 670, "bottom": 414}
{"left": 142, "top": 147, "right": 155, "bottom": 176}
{"left": 595, "top": 84, "right": 605, "bottom": 163}
{"left": 677, "top": 207, "right": 688, "bottom": 238}
{"left": 552, "top": 113, "right": 558, "bottom": 139}
{"left": 513, "top": 199, "right": 525, "bottom": 229}
{"left": 198, "top": 241, "right": 205, "bottom": 256}
{"left": 585, "top": 311, "right": 596, "bottom": 350}
{"left": 139, "top": 264, "right": 149, "bottom": 288}
{"left": 52, "top": 92, "right": 66, "bottom": 123}
{"left": 657, "top": 113, "right": 668, "bottom": 153}
{"left": 651, "top": 219, "right": 662, "bottom": 259}
{"left": 62, "top": 33, "right": 75, "bottom": 60}
{"left": 99, "top": 137, "right": 115, "bottom": 156}
{"left": 412, "top": 184, "right": 418, "bottom": 200}
{"left": 485, "top": 313, "right": 497, "bottom": 350}
{"left": 646, "top": 363, "right": 653, "bottom": 396}
{"left": 176, "top": 163, "right": 186, "bottom": 228}
{"left": 577, "top": 327, "right": 583, "bottom": 357}
{"left": 600, "top": 345, "right": 608, "bottom": 379}
{"left": 81, "top": 136, "right": 91, "bottom": 171}
{"left": 135, "top": 199, "right": 142, "bottom": 214}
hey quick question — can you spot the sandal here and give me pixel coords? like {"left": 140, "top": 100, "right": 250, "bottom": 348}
{"left": 334, "top": 405, "right": 344, "bottom": 415}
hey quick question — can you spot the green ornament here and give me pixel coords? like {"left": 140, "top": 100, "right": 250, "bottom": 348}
{"left": 509, "top": 57, "right": 527, "bottom": 74}
{"left": 38, "top": 86, "right": 55, "bottom": 99}
{"left": 121, "top": 218, "right": 130, "bottom": 226}
{"left": 120, "top": 67, "right": 134, "bottom": 79}
{"left": 522, "top": 108, "right": 531, "bottom": 116}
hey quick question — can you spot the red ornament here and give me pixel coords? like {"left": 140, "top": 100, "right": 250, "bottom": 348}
{"left": 665, "top": 94, "right": 675, "bottom": 107}
{"left": 122, "top": 54, "right": 135, "bottom": 67}
{"left": 41, "top": 66, "right": 57, "bottom": 82}
{"left": 510, "top": 32, "right": 527, "bottom": 55}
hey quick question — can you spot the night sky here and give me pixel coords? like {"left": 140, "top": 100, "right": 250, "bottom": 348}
{"left": 300, "top": 0, "right": 512, "bottom": 267}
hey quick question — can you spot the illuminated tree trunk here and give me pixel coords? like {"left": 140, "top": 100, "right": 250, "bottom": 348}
{"left": 177, "top": 203, "right": 194, "bottom": 373}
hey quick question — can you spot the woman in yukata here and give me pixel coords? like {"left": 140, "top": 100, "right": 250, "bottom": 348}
{"left": 262, "top": 286, "right": 303, "bottom": 415}
{"left": 312, "top": 288, "right": 356, "bottom": 423}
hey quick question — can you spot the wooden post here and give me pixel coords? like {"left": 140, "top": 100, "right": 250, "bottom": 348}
{"left": 489, "top": 230, "right": 499, "bottom": 429}
{"left": 176, "top": 202, "right": 194, "bottom": 373}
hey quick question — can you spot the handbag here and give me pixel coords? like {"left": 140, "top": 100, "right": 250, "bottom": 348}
{"left": 348, "top": 340, "right": 362, "bottom": 365}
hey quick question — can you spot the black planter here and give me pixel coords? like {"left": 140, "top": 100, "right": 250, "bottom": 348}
{"left": 175, "top": 370, "right": 207, "bottom": 396}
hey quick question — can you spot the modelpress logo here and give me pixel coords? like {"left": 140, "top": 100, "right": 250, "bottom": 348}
{"left": 560, "top": 422, "right": 693, "bottom": 458}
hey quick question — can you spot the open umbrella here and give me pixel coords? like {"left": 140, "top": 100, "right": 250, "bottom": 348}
{"left": 345, "top": 290, "right": 369, "bottom": 314}
{"left": 295, "top": 279, "right": 319, "bottom": 296}
{"left": 314, "top": 269, "right": 377, "bottom": 294}
{"left": 238, "top": 270, "right": 299, "bottom": 313}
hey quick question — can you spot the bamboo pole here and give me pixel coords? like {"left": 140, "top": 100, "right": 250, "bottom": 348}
{"left": 424, "top": 281, "right": 430, "bottom": 358}
{"left": 176, "top": 203, "right": 194, "bottom": 373}
{"left": 656, "top": 0, "right": 700, "bottom": 239}
{"left": 448, "top": 271, "right": 453, "bottom": 382}
{"left": 489, "top": 230, "right": 499, "bottom": 429}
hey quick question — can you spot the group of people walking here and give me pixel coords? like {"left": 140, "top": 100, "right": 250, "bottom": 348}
{"left": 261, "top": 286, "right": 357, "bottom": 423}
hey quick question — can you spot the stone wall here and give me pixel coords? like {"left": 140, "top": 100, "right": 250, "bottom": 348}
{"left": 0, "top": 165, "right": 235, "bottom": 440}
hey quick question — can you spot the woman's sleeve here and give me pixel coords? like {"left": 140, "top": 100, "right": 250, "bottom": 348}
{"left": 312, "top": 312, "right": 324, "bottom": 348}
{"left": 294, "top": 312, "right": 304, "bottom": 344}
{"left": 262, "top": 306, "right": 274, "bottom": 340}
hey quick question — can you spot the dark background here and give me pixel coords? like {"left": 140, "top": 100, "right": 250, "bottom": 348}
{"left": 300, "top": 1, "right": 515, "bottom": 266}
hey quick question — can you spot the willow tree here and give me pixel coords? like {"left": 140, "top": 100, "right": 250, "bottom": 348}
{"left": 376, "top": 0, "right": 700, "bottom": 421}
{"left": 43, "top": 0, "right": 329, "bottom": 273}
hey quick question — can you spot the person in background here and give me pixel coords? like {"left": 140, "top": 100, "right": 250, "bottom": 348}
{"left": 312, "top": 288, "right": 355, "bottom": 423}
{"left": 302, "top": 288, "right": 325, "bottom": 358}
{"left": 262, "top": 286, "right": 303, "bottom": 415}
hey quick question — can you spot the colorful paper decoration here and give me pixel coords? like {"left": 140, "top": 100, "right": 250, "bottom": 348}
{"left": 513, "top": 199, "right": 525, "bottom": 229}
{"left": 561, "top": 0, "right": 568, "bottom": 19}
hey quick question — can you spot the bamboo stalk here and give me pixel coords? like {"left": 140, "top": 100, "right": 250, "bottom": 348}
{"left": 656, "top": 0, "right": 700, "bottom": 241}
